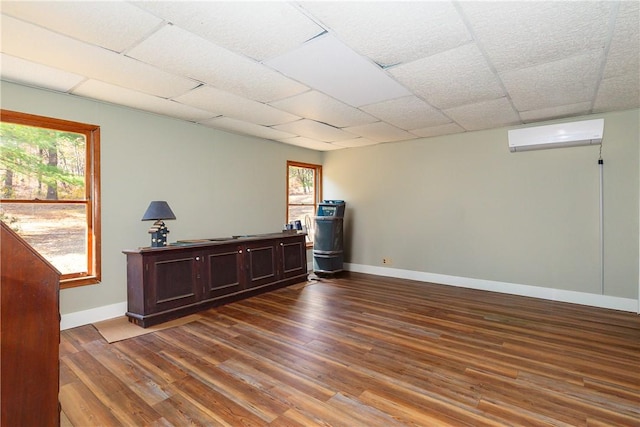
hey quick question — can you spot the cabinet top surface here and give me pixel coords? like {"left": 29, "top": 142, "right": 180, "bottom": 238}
{"left": 123, "top": 231, "right": 306, "bottom": 254}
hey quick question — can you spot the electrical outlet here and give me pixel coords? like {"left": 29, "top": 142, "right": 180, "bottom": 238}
{"left": 382, "top": 258, "right": 393, "bottom": 265}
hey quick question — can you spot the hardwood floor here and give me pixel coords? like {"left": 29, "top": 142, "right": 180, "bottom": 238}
{"left": 60, "top": 272, "right": 640, "bottom": 426}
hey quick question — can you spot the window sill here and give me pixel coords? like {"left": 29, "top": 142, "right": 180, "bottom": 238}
{"left": 60, "top": 275, "right": 100, "bottom": 289}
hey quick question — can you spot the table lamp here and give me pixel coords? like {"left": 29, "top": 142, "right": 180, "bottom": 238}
{"left": 141, "top": 201, "right": 176, "bottom": 247}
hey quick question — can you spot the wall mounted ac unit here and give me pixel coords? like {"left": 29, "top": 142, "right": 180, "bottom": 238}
{"left": 508, "top": 118, "right": 604, "bottom": 152}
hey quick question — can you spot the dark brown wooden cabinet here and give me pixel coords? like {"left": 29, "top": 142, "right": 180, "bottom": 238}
{"left": 124, "top": 233, "right": 307, "bottom": 327}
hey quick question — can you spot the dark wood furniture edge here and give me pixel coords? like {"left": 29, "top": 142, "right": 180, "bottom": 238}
{"left": 127, "top": 273, "right": 308, "bottom": 328}
{"left": 1, "top": 221, "right": 61, "bottom": 426}
{"left": 122, "top": 231, "right": 307, "bottom": 254}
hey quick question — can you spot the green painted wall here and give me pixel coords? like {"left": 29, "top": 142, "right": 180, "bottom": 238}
{"left": 323, "top": 109, "right": 639, "bottom": 299}
{"left": 1, "top": 81, "right": 322, "bottom": 315}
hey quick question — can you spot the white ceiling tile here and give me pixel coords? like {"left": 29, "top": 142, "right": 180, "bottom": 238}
{"left": 269, "top": 91, "right": 378, "bottom": 128}
{"left": 501, "top": 50, "right": 603, "bottom": 112}
{"left": 602, "top": 1, "right": 640, "bottom": 79}
{"left": 273, "top": 119, "right": 356, "bottom": 142}
{"left": 0, "top": 15, "right": 198, "bottom": 98}
{"left": 132, "top": 1, "right": 324, "bottom": 61}
{"left": 444, "top": 98, "right": 520, "bottom": 131}
{"left": 199, "top": 117, "right": 297, "bottom": 141}
{"left": 593, "top": 73, "right": 640, "bottom": 112}
{"left": 1, "top": 1, "right": 637, "bottom": 151}
{"left": 0, "top": 54, "right": 85, "bottom": 92}
{"left": 278, "top": 137, "right": 343, "bottom": 151}
{"left": 299, "top": 2, "right": 470, "bottom": 66}
{"left": 460, "top": 1, "right": 614, "bottom": 72}
{"left": 331, "top": 137, "right": 380, "bottom": 148}
{"left": 127, "top": 25, "right": 307, "bottom": 103}
{"left": 411, "top": 123, "right": 466, "bottom": 139}
{"left": 361, "top": 96, "right": 451, "bottom": 130}
{"left": 390, "top": 43, "right": 504, "bottom": 110}
{"left": 1, "top": 0, "right": 162, "bottom": 53}
{"left": 72, "top": 80, "right": 216, "bottom": 122}
{"left": 343, "top": 122, "right": 417, "bottom": 143}
{"left": 174, "top": 86, "right": 300, "bottom": 126}
{"left": 265, "top": 34, "right": 411, "bottom": 107}
{"left": 519, "top": 102, "right": 592, "bottom": 123}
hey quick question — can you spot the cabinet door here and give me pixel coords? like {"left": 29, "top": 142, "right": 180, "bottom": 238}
{"left": 204, "top": 245, "right": 244, "bottom": 299}
{"left": 145, "top": 251, "right": 200, "bottom": 313}
{"left": 244, "top": 240, "right": 278, "bottom": 289}
{"left": 280, "top": 237, "right": 307, "bottom": 279}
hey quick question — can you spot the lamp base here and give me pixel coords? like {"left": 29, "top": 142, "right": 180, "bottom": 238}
{"left": 148, "top": 220, "right": 170, "bottom": 247}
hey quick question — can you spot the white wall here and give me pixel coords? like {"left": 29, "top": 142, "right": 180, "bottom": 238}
{"left": 2, "top": 81, "right": 638, "bottom": 324}
{"left": 1, "top": 81, "right": 322, "bottom": 324}
{"left": 323, "top": 110, "right": 639, "bottom": 304}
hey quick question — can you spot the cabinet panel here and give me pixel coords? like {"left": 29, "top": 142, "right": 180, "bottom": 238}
{"left": 245, "top": 241, "right": 277, "bottom": 289}
{"left": 280, "top": 239, "right": 307, "bottom": 279}
{"left": 205, "top": 247, "right": 243, "bottom": 298}
{"left": 148, "top": 254, "right": 199, "bottom": 313}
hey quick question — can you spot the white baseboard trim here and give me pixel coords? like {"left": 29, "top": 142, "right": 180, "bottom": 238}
{"left": 60, "top": 264, "right": 637, "bottom": 330}
{"left": 344, "top": 263, "right": 639, "bottom": 313}
{"left": 60, "top": 301, "right": 127, "bottom": 331}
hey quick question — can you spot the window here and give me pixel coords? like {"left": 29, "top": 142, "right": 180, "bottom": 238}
{"left": 287, "top": 161, "right": 321, "bottom": 246}
{"left": 0, "top": 110, "right": 100, "bottom": 288}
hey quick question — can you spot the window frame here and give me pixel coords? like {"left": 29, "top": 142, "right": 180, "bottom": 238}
{"left": 286, "top": 160, "right": 322, "bottom": 248}
{"left": 0, "top": 109, "right": 101, "bottom": 289}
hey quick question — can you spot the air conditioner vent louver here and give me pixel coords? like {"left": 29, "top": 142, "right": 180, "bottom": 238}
{"left": 508, "top": 119, "right": 604, "bottom": 152}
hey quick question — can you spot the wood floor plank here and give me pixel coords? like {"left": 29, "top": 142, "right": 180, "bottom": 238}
{"left": 112, "top": 337, "right": 191, "bottom": 386}
{"left": 60, "top": 325, "right": 103, "bottom": 356}
{"left": 171, "top": 375, "right": 268, "bottom": 427}
{"left": 476, "top": 397, "right": 577, "bottom": 427}
{"left": 60, "top": 410, "right": 73, "bottom": 427}
{"left": 278, "top": 391, "right": 383, "bottom": 427}
{"left": 467, "top": 367, "right": 593, "bottom": 425}
{"left": 220, "top": 353, "right": 337, "bottom": 402}
{"left": 517, "top": 371, "right": 640, "bottom": 421}
{"left": 272, "top": 408, "right": 333, "bottom": 427}
{"left": 153, "top": 326, "right": 236, "bottom": 365}
{"left": 62, "top": 347, "right": 164, "bottom": 425}
{"left": 60, "top": 272, "right": 640, "bottom": 426}
{"left": 81, "top": 339, "right": 176, "bottom": 407}
{"left": 357, "top": 389, "right": 471, "bottom": 427}
{"left": 59, "top": 354, "right": 81, "bottom": 388}
{"left": 152, "top": 392, "right": 229, "bottom": 427}
{"left": 325, "top": 392, "right": 412, "bottom": 427}
{"left": 155, "top": 335, "right": 288, "bottom": 423}
{"left": 59, "top": 381, "right": 122, "bottom": 426}
{"left": 183, "top": 321, "right": 338, "bottom": 402}
{"left": 584, "top": 377, "right": 640, "bottom": 401}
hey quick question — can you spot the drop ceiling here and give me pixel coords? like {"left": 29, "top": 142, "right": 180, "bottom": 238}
{"left": 1, "top": 1, "right": 638, "bottom": 151}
